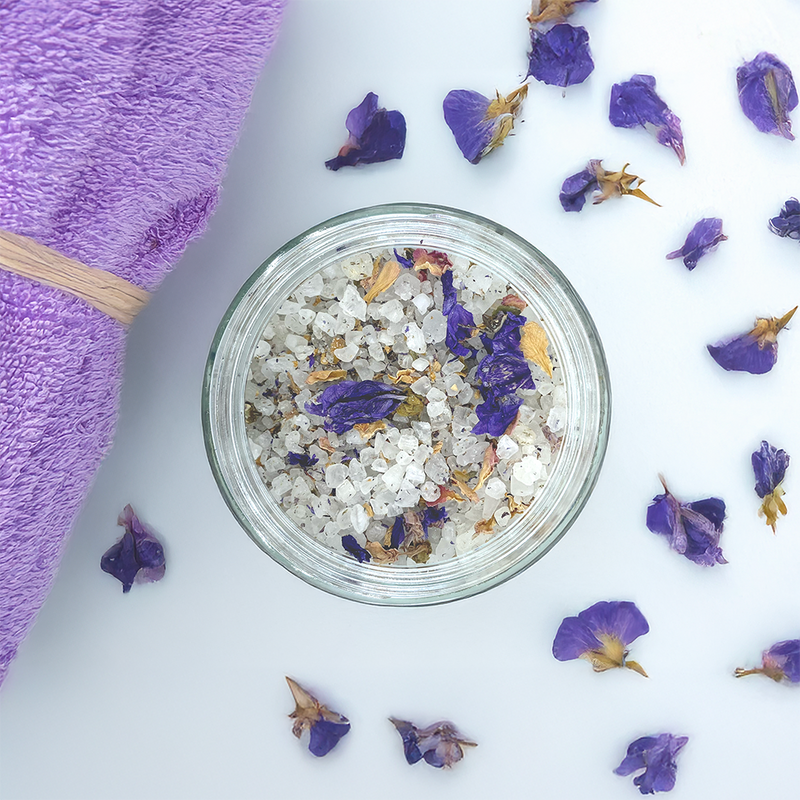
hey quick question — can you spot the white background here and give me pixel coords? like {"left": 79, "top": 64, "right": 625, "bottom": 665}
{"left": 2, "top": 1, "right": 800, "bottom": 798}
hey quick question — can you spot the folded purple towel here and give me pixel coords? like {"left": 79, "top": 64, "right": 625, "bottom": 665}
{"left": 0, "top": 0, "right": 286, "bottom": 685}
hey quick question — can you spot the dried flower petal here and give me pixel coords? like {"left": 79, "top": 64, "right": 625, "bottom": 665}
{"left": 100, "top": 505, "right": 166, "bottom": 593}
{"left": 389, "top": 718, "right": 477, "bottom": 769}
{"left": 475, "top": 444, "right": 499, "bottom": 490}
{"left": 325, "top": 92, "right": 406, "bottom": 170}
{"left": 443, "top": 85, "right": 527, "bottom": 164}
{"left": 666, "top": 218, "right": 727, "bottom": 270}
{"left": 305, "top": 380, "right": 406, "bottom": 434}
{"left": 553, "top": 600, "right": 649, "bottom": 676}
{"left": 609, "top": 74, "right": 685, "bottom": 164}
{"left": 341, "top": 534, "right": 371, "bottom": 563}
{"left": 752, "top": 440, "right": 790, "bottom": 532}
{"left": 528, "top": 24, "right": 594, "bottom": 88}
{"left": 364, "top": 260, "right": 402, "bottom": 303}
{"left": 286, "top": 677, "right": 351, "bottom": 757}
{"left": 614, "top": 733, "right": 688, "bottom": 794}
{"left": 388, "top": 516, "right": 406, "bottom": 549}
{"left": 769, "top": 197, "right": 800, "bottom": 240}
{"left": 707, "top": 307, "right": 796, "bottom": 374}
{"left": 365, "top": 541, "right": 400, "bottom": 564}
{"left": 306, "top": 369, "right": 347, "bottom": 385}
{"left": 737, "top": 52, "right": 798, "bottom": 140}
{"left": 287, "top": 451, "right": 318, "bottom": 468}
{"left": 441, "top": 271, "right": 477, "bottom": 357}
{"left": 520, "top": 320, "right": 554, "bottom": 376}
{"left": 421, "top": 505, "right": 449, "bottom": 534}
{"left": 735, "top": 639, "right": 800, "bottom": 683}
{"left": 352, "top": 420, "right": 387, "bottom": 440}
{"left": 412, "top": 249, "right": 452, "bottom": 276}
{"left": 527, "top": 0, "right": 598, "bottom": 25}
{"left": 560, "top": 159, "right": 659, "bottom": 211}
{"left": 646, "top": 476, "right": 726, "bottom": 566}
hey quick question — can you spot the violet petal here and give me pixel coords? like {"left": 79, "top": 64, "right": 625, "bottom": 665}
{"left": 559, "top": 167, "right": 599, "bottom": 212}
{"left": 100, "top": 505, "right": 165, "bottom": 593}
{"left": 707, "top": 333, "right": 777, "bottom": 374}
{"left": 666, "top": 218, "right": 727, "bottom": 270}
{"left": 341, "top": 534, "right": 371, "bottom": 563}
{"left": 325, "top": 92, "right": 406, "bottom": 170}
{"left": 287, "top": 451, "right": 318, "bottom": 468}
{"left": 609, "top": 74, "right": 685, "bottom": 163}
{"left": 764, "top": 639, "right": 800, "bottom": 682}
{"left": 472, "top": 389, "right": 523, "bottom": 437}
{"left": 476, "top": 353, "right": 535, "bottom": 393}
{"left": 305, "top": 380, "right": 406, "bottom": 434}
{"left": 309, "top": 719, "right": 351, "bottom": 757}
{"left": 528, "top": 24, "right": 594, "bottom": 88}
{"left": 752, "top": 440, "right": 789, "bottom": 498}
{"left": 614, "top": 733, "right": 688, "bottom": 795}
{"left": 769, "top": 198, "right": 800, "bottom": 240}
{"left": 737, "top": 52, "right": 798, "bottom": 140}
{"left": 390, "top": 718, "right": 476, "bottom": 769}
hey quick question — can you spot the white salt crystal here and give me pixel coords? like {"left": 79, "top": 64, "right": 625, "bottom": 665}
{"left": 277, "top": 300, "right": 300, "bottom": 317}
{"left": 248, "top": 440, "right": 262, "bottom": 460}
{"left": 270, "top": 474, "right": 292, "bottom": 497}
{"left": 420, "top": 481, "right": 440, "bottom": 502}
{"left": 349, "top": 504, "right": 369, "bottom": 534}
{"left": 325, "top": 463, "right": 349, "bottom": 489}
{"left": 426, "top": 386, "right": 447, "bottom": 403}
{"left": 425, "top": 453, "right": 450, "bottom": 484}
{"left": 336, "top": 508, "right": 351, "bottom": 530}
{"left": 396, "top": 480, "right": 420, "bottom": 507}
{"left": 284, "top": 333, "right": 308, "bottom": 353}
{"left": 339, "top": 284, "right": 367, "bottom": 321}
{"left": 421, "top": 310, "right": 448, "bottom": 343}
{"left": 427, "top": 400, "right": 447, "bottom": 418}
{"left": 380, "top": 299, "right": 404, "bottom": 323}
{"left": 413, "top": 445, "right": 432, "bottom": 464}
{"left": 411, "top": 357, "right": 430, "bottom": 372}
{"left": 382, "top": 463, "right": 406, "bottom": 492}
{"left": 494, "top": 506, "right": 513, "bottom": 527}
{"left": 377, "top": 329, "right": 395, "bottom": 346}
{"left": 405, "top": 462, "right": 426, "bottom": 486}
{"left": 410, "top": 376, "right": 432, "bottom": 395}
{"left": 496, "top": 435, "right": 520, "bottom": 461}
{"left": 397, "top": 432, "right": 418, "bottom": 452}
{"left": 353, "top": 359, "right": 374, "bottom": 381}
{"left": 254, "top": 341, "right": 271, "bottom": 358}
{"left": 484, "top": 476, "right": 507, "bottom": 499}
{"left": 371, "top": 457, "right": 388, "bottom": 473}
{"left": 411, "top": 421, "right": 432, "bottom": 445}
{"left": 412, "top": 293, "right": 433, "bottom": 314}
{"left": 359, "top": 476, "right": 377, "bottom": 495}
{"left": 334, "top": 343, "right": 359, "bottom": 362}
{"left": 368, "top": 342, "right": 385, "bottom": 362}
{"left": 445, "top": 375, "right": 464, "bottom": 396}
{"left": 348, "top": 459, "right": 367, "bottom": 483}
{"left": 313, "top": 311, "right": 337, "bottom": 337}
{"left": 336, "top": 479, "right": 356, "bottom": 503}
{"left": 513, "top": 455, "right": 544, "bottom": 485}
{"left": 340, "top": 253, "right": 374, "bottom": 280}
{"left": 345, "top": 330, "right": 366, "bottom": 346}
{"left": 392, "top": 272, "right": 419, "bottom": 300}
{"left": 547, "top": 406, "right": 566, "bottom": 432}
{"left": 403, "top": 321, "right": 426, "bottom": 353}
{"left": 395, "top": 451, "right": 413, "bottom": 467}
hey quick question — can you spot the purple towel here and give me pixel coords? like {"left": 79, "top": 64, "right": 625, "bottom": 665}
{"left": 0, "top": 0, "right": 286, "bottom": 686}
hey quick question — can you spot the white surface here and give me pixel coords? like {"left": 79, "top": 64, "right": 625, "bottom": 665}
{"left": 2, "top": 1, "right": 800, "bottom": 798}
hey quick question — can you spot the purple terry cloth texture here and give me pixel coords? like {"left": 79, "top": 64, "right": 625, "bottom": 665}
{"left": 0, "top": 0, "right": 286, "bottom": 686}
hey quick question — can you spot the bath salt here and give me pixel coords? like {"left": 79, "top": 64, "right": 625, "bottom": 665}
{"left": 244, "top": 246, "right": 566, "bottom": 565}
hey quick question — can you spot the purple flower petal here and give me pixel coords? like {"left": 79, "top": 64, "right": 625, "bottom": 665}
{"left": 559, "top": 166, "right": 600, "bottom": 212}
{"left": 287, "top": 451, "right": 318, "bottom": 468}
{"left": 609, "top": 74, "right": 685, "bottom": 163}
{"left": 553, "top": 600, "right": 649, "bottom": 674}
{"left": 394, "top": 248, "right": 414, "bottom": 268}
{"left": 100, "top": 505, "right": 165, "bottom": 593}
{"left": 389, "top": 516, "right": 406, "bottom": 549}
{"left": 769, "top": 197, "right": 800, "bottom": 240}
{"left": 646, "top": 478, "right": 726, "bottom": 566}
{"left": 707, "top": 307, "right": 796, "bottom": 374}
{"left": 421, "top": 506, "right": 448, "bottom": 534}
{"left": 440, "top": 271, "right": 476, "bottom": 357}
{"left": 736, "top": 639, "right": 800, "bottom": 683}
{"left": 476, "top": 353, "right": 536, "bottom": 393}
{"left": 752, "top": 440, "right": 789, "bottom": 498}
{"left": 614, "top": 733, "right": 688, "bottom": 795}
{"left": 286, "top": 677, "right": 350, "bottom": 757}
{"left": 309, "top": 719, "right": 351, "bottom": 757}
{"left": 480, "top": 312, "right": 527, "bottom": 355}
{"left": 390, "top": 718, "right": 476, "bottom": 769}
{"left": 528, "top": 24, "right": 594, "bottom": 87}
{"left": 666, "top": 218, "right": 727, "bottom": 270}
{"left": 305, "top": 380, "right": 406, "bottom": 434}
{"left": 737, "top": 52, "right": 798, "bottom": 140}
{"left": 443, "top": 86, "right": 526, "bottom": 164}
{"left": 472, "top": 388, "right": 523, "bottom": 437}
{"left": 341, "top": 534, "right": 371, "bottom": 563}
{"left": 325, "top": 92, "right": 406, "bottom": 170}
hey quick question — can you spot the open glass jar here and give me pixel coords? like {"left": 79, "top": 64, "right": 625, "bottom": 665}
{"left": 202, "top": 203, "right": 610, "bottom": 605}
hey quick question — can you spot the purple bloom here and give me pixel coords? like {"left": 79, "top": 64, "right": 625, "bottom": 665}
{"left": 480, "top": 312, "right": 526, "bottom": 355}
{"left": 394, "top": 248, "right": 414, "bottom": 268}
{"left": 341, "top": 534, "right": 371, "bottom": 563}
{"left": 286, "top": 677, "right": 351, "bottom": 757}
{"left": 421, "top": 505, "right": 448, "bottom": 534}
{"left": 609, "top": 74, "right": 685, "bottom": 164}
{"left": 443, "top": 85, "right": 527, "bottom": 164}
{"left": 390, "top": 718, "right": 477, "bottom": 769}
{"left": 552, "top": 600, "right": 649, "bottom": 676}
{"left": 389, "top": 516, "right": 405, "bottom": 549}
{"left": 752, "top": 440, "right": 790, "bottom": 532}
{"left": 325, "top": 93, "right": 406, "bottom": 170}
{"left": 646, "top": 476, "right": 727, "bottom": 566}
{"left": 305, "top": 380, "right": 406, "bottom": 434}
{"left": 735, "top": 639, "right": 800, "bottom": 683}
{"left": 737, "top": 52, "right": 798, "bottom": 140}
{"left": 528, "top": 24, "right": 594, "bottom": 87}
{"left": 476, "top": 353, "right": 536, "bottom": 393}
{"left": 287, "top": 451, "right": 318, "bottom": 469}
{"left": 666, "top": 218, "right": 727, "bottom": 270}
{"left": 614, "top": 733, "right": 688, "bottom": 794}
{"left": 441, "top": 271, "right": 476, "bottom": 357}
{"left": 559, "top": 159, "right": 659, "bottom": 212}
{"left": 707, "top": 307, "right": 796, "bottom": 374}
{"left": 769, "top": 197, "right": 800, "bottom": 240}
{"left": 100, "top": 505, "right": 166, "bottom": 593}
{"left": 559, "top": 166, "right": 600, "bottom": 212}
{"left": 472, "top": 389, "right": 524, "bottom": 437}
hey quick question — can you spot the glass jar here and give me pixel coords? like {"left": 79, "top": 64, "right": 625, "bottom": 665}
{"left": 202, "top": 203, "right": 610, "bottom": 605}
